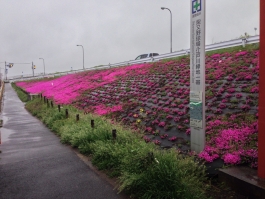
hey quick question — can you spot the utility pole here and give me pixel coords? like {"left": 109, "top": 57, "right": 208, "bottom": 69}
{"left": 32, "top": 62, "right": 34, "bottom": 77}
{"left": 5, "top": 61, "right": 7, "bottom": 80}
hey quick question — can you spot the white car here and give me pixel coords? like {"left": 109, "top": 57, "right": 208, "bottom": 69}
{"left": 135, "top": 53, "right": 159, "bottom": 60}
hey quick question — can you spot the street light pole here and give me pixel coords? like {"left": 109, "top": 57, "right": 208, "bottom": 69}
{"left": 161, "top": 7, "right": 172, "bottom": 53}
{"left": 76, "top": 45, "right": 84, "bottom": 69}
{"left": 39, "top": 58, "right": 45, "bottom": 75}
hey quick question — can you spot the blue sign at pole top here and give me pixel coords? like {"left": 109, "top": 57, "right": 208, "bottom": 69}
{"left": 192, "top": 0, "right": 202, "bottom": 14}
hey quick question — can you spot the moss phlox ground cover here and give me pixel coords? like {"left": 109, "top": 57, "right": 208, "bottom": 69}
{"left": 16, "top": 48, "right": 259, "bottom": 168}
{"left": 16, "top": 63, "right": 152, "bottom": 104}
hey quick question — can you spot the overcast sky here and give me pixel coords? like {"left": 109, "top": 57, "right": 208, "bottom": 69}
{"left": 0, "top": 0, "right": 259, "bottom": 78}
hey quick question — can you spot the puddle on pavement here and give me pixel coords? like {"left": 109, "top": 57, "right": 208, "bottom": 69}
{"left": 2, "top": 115, "right": 9, "bottom": 123}
{"left": 0, "top": 128, "right": 42, "bottom": 144}
{"left": 0, "top": 128, "right": 15, "bottom": 143}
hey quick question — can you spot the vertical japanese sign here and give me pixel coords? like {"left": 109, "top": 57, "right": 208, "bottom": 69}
{"left": 190, "top": 0, "right": 205, "bottom": 152}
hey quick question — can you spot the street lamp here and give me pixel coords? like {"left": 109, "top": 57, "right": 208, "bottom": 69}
{"left": 39, "top": 58, "right": 45, "bottom": 75}
{"left": 161, "top": 7, "right": 172, "bottom": 53}
{"left": 76, "top": 45, "right": 84, "bottom": 69}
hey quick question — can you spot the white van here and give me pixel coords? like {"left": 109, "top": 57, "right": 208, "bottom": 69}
{"left": 135, "top": 53, "right": 159, "bottom": 60}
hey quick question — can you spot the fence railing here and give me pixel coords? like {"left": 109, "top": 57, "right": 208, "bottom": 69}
{"left": 9, "top": 35, "right": 259, "bottom": 82}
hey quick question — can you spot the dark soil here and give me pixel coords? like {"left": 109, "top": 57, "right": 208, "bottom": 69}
{"left": 205, "top": 178, "right": 248, "bottom": 199}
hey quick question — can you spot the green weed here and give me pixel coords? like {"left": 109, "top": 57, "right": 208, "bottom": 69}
{"left": 11, "top": 83, "right": 29, "bottom": 102}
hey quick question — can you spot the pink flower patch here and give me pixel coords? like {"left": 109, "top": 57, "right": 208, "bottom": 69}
{"left": 251, "top": 86, "right": 259, "bottom": 93}
{"left": 198, "top": 151, "right": 219, "bottom": 162}
{"left": 158, "top": 122, "right": 166, "bottom": 127}
{"left": 223, "top": 153, "right": 241, "bottom": 164}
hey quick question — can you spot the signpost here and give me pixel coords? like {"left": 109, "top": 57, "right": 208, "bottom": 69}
{"left": 190, "top": 0, "right": 206, "bottom": 153}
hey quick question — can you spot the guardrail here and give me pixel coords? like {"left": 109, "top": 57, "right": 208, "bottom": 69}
{"left": 9, "top": 35, "right": 259, "bottom": 82}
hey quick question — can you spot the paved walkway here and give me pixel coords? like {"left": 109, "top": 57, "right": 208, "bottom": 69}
{"left": 0, "top": 84, "right": 126, "bottom": 199}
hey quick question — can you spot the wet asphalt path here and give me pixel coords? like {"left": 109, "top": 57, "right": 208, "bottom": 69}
{"left": 0, "top": 84, "right": 125, "bottom": 199}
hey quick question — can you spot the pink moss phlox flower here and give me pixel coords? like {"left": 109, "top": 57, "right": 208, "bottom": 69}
{"left": 207, "top": 120, "right": 225, "bottom": 128}
{"left": 211, "top": 54, "right": 221, "bottom": 59}
{"left": 180, "top": 95, "right": 186, "bottom": 99}
{"left": 145, "top": 127, "right": 152, "bottom": 133}
{"left": 206, "top": 115, "right": 214, "bottom": 121}
{"left": 221, "top": 99, "right": 228, "bottom": 103}
{"left": 158, "top": 122, "right": 166, "bottom": 127}
{"left": 223, "top": 153, "right": 241, "bottom": 164}
{"left": 241, "top": 104, "right": 251, "bottom": 111}
{"left": 143, "top": 136, "right": 151, "bottom": 143}
{"left": 214, "top": 108, "right": 223, "bottom": 114}
{"left": 198, "top": 151, "right": 219, "bottom": 162}
{"left": 93, "top": 104, "right": 122, "bottom": 115}
{"left": 244, "top": 149, "right": 258, "bottom": 159}
{"left": 235, "top": 51, "right": 248, "bottom": 57}
{"left": 152, "top": 120, "right": 160, "bottom": 125}
{"left": 153, "top": 99, "right": 158, "bottom": 104}
{"left": 227, "top": 88, "right": 236, "bottom": 93}
{"left": 174, "top": 117, "right": 181, "bottom": 122}
{"left": 225, "top": 94, "right": 233, "bottom": 98}
{"left": 245, "top": 74, "right": 252, "bottom": 80}
{"left": 172, "top": 109, "right": 179, "bottom": 114}
{"left": 178, "top": 104, "right": 184, "bottom": 109}
{"left": 166, "top": 115, "right": 173, "bottom": 120}
{"left": 168, "top": 136, "right": 177, "bottom": 141}
{"left": 235, "top": 93, "right": 242, "bottom": 99}
{"left": 229, "top": 114, "right": 237, "bottom": 120}
{"left": 227, "top": 76, "right": 234, "bottom": 81}
{"left": 218, "top": 103, "right": 227, "bottom": 109}
{"left": 251, "top": 86, "right": 259, "bottom": 93}
{"left": 157, "top": 107, "right": 163, "bottom": 111}
{"left": 163, "top": 108, "right": 170, "bottom": 113}
{"left": 160, "top": 134, "right": 168, "bottom": 139}
{"left": 153, "top": 140, "right": 161, "bottom": 145}
{"left": 183, "top": 100, "right": 189, "bottom": 104}
{"left": 178, "top": 111, "right": 185, "bottom": 116}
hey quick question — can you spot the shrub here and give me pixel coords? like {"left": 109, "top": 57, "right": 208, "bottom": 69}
{"left": 119, "top": 149, "right": 207, "bottom": 199}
